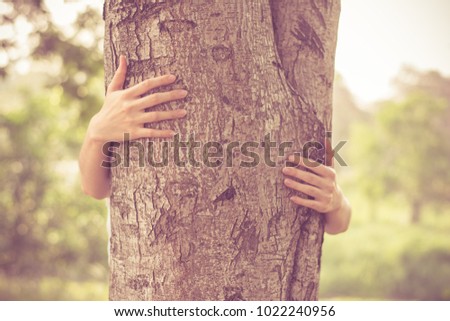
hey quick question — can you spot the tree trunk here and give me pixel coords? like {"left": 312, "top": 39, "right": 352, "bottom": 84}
{"left": 104, "top": 0, "right": 340, "bottom": 301}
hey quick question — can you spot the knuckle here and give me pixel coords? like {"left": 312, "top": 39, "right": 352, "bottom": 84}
{"left": 328, "top": 168, "right": 336, "bottom": 179}
{"left": 147, "top": 112, "right": 158, "bottom": 122}
{"left": 123, "top": 100, "right": 134, "bottom": 111}
{"left": 324, "top": 183, "right": 333, "bottom": 193}
{"left": 293, "top": 170, "right": 303, "bottom": 180}
{"left": 148, "top": 93, "right": 160, "bottom": 105}
{"left": 121, "top": 88, "right": 132, "bottom": 98}
{"left": 290, "top": 183, "right": 299, "bottom": 193}
{"left": 123, "top": 112, "right": 136, "bottom": 126}
{"left": 325, "top": 192, "right": 333, "bottom": 202}
{"left": 123, "top": 105, "right": 135, "bottom": 116}
{"left": 302, "top": 185, "right": 311, "bottom": 194}
{"left": 128, "top": 127, "right": 138, "bottom": 139}
{"left": 307, "top": 173, "right": 316, "bottom": 184}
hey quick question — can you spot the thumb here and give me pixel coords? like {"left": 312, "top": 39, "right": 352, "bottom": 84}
{"left": 107, "top": 55, "right": 127, "bottom": 94}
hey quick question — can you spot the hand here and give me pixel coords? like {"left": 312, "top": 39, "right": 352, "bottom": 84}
{"left": 87, "top": 55, "right": 188, "bottom": 143}
{"left": 282, "top": 155, "right": 344, "bottom": 214}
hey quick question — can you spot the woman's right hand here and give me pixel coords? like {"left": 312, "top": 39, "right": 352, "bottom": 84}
{"left": 87, "top": 55, "right": 188, "bottom": 143}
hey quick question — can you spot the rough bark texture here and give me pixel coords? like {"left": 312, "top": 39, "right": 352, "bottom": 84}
{"left": 104, "top": 0, "right": 340, "bottom": 301}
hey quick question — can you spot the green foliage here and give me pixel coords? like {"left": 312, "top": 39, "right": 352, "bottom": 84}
{"left": 0, "top": 1, "right": 108, "bottom": 300}
{"left": 0, "top": 274, "right": 107, "bottom": 300}
{"left": 321, "top": 69, "right": 450, "bottom": 300}
{"left": 0, "top": 77, "right": 108, "bottom": 278}
{"left": 1, "top": 1, "right": 449, "bottom": 301}
{"left": 393, "top": 241, "right": 450, "bottom": 300}
{"left": 350, "top": 91, "right": 450, "bottom": 222}
{"left": 320, "top": 191, "right": 450, "bottom": 300}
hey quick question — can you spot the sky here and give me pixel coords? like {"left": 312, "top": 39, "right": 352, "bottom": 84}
{"left": 6, "top": 0, "right": 450, "bottom": 105}
{"left": 336, "top": 0, "right": 450, "bottom": 104}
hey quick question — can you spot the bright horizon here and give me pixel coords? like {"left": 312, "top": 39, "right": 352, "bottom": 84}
{"left": 8, "top": 0, "right": 450, "bottom": 106}
{"left": 336, "top": 0, "right": 450, "bottom": 105}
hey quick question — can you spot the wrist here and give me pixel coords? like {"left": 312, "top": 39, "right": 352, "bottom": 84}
{"left": 327, "top": 185, "right": 345, "bottom": 216}
{"left": 324, "top": 187, "right": 351, "bottom": 234}
{"left": 86, "top": 114, "right": 107, "bottom": 144}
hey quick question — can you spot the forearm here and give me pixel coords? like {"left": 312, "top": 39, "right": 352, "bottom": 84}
{"left": 324, "top": 186, "right": 351, "bottom": 235}
{"left": 78, "top": 123, "right": 111, "bottom": 200}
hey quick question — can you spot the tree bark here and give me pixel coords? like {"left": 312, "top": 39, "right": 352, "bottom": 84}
{"left": 104, "top": 0, "right": 340, "bottom": 301}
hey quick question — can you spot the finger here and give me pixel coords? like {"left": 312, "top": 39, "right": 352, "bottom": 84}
{"left": 141, "top": 109, "right": 187, "bottom": 123}
{"left": 287, "top": 154, "right": 335, "bottom": 179}
{"left": 290, "top": 196, "right": 326, "bottom": 213}
{"left": 282, "top": 166, "right": 326, "bottom": 188}
{"left": 136, "top": 128, "right": 176, "bottom": 139}
{"left": 125, "top": 74, "right": 178, "bottom": 97}
{"left": 133, "top": 90, "right": 188, "bottom": 110}
{"left": 107, "top": 55, "right": 127, "bottom": 94}
{"left": 283, "top": 178, "right": 321, "bottom": 198}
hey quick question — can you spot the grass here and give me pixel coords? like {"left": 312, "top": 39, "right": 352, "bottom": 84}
{"left": 0, "top": 275, "right": 108, "bottom": 300}
{"left": 319, "top": 188, "right": 450, "bottom": 300}
{"left": 2, "top": 189, "right": 449, "bottom": 301}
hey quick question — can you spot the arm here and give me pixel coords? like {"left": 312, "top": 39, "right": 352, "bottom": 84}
{"left": 282, "top": 155, "right": 352, "bottom": 235}
{"left": 322, "top": 185, "right": 352, "bottom": 235}
{"left": 79, "top": 55, "right": 188, "bottom": 199}
{"left": 78, "top": 128, "right": 112, "bottom": 199}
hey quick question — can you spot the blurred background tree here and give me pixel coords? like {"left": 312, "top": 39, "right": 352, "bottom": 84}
{"left": 323, "top": 68, "right": 450, "bottom": 300}
{"left": 1, "top": 0, "right": 449, "bottom": 300}
{"left": 0, "top": 0, "right": 108, "bottom": 299}
{"left": 352, "top": 90, "right": 450, "bottom": 224}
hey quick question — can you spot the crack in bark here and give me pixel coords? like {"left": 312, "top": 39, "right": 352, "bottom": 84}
{"left": 127, "top": 274, "right": 150, "bottom": 291}
{"left": 213, "top": 185, "right": 236, "bottom": 205}
{"left": 133, "top": 187, "right": 143, "bottom": 259}
{"left": 284, "top": 212, "right": 312, "bottom": 300}
{"left": 291, "top": 16, "right": 325, "bottom": 59}
{"left": 159, "top": 19, "right": 197, "bottom": 33}
{"left": 224, "top": 286, "right": 246, "bottom": 301}
{"left": 310, "top": 0, "right": 326, "bottom": 28}
{"left": 212, "top": 45, "right": 233, "bottom": 62}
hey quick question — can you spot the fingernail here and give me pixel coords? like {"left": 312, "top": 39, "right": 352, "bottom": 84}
{"left": 168, "top": 74, "right": 176, "bottom": 81}
{"left": 179, "top": 90, "right": 188, "bottom": 97}
{"left": 180, "top": 109, "right": 187, "bottom": 115}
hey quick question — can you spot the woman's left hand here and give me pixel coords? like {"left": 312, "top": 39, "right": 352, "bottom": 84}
{"left": 282, "top": 154, "right": 344, "bottom": 214}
